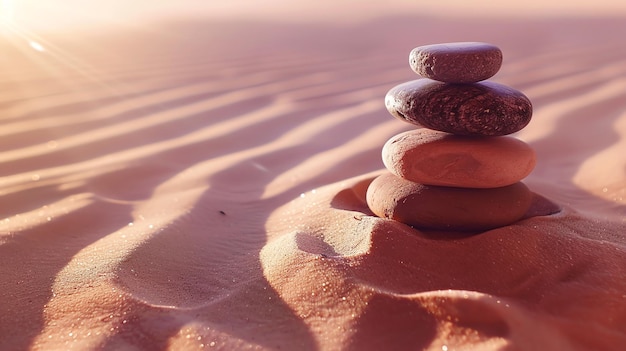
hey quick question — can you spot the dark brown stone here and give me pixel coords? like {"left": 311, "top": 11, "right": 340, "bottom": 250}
{"left": 410, "top": 42, "right": 502, "bottom": 83}
{"left": 385, "top": 79, "right": 533, "bottom": 136}
{"left": 365, "top": 172, "right": 533, "bottom": 231}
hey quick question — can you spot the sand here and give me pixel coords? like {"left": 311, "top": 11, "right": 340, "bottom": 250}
{"left": 1, "top": 2, "right": 625, "bottom": 350}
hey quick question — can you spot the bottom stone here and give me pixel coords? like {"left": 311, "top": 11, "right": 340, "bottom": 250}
{"left": 366, "top": 172, "right": 533, "bottom": 231}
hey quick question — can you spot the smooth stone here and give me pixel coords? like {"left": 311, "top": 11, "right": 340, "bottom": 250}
{"left": 385, "top": 79, "right": 532, "bottom": 136}
{"left": 366, "top": 173, "right": 533, "bottom": 231}
{"left": 382, "top": 129, "right": 536, "bottom": 188}
{"left": 409, "top": 42, "right": 502, "bottom": 83}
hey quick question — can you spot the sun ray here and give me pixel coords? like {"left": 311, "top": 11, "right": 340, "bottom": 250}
{"left": 1, "top": 28, "right": 131, "bottom": 108}
{"left": 0, "top": 1, "right": 143, "bottom": 100}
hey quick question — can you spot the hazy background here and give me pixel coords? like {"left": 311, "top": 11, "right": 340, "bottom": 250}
{"left": 3, "top": 0, "right": 626, "bottom": 33}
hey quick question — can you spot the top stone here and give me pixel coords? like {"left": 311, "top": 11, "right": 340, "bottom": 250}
{"left": 409, "top": 42, "right": 503, "bottom": 83}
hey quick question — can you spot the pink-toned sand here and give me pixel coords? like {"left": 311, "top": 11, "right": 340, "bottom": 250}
{"left": 1, "top": 2, "right": 626, "bottom": 350}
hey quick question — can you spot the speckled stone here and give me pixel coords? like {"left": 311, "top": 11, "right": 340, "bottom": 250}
{"left": 366, "top": 172, "right": 533, "bottom": 231}
{"left": 382, "top": 129, "right": 536, "bottom": 188}
{"left": 410, "top": 42, "right": 502, "bottom": 83}
{"left": 385, "top": 79, "right": 533, "bottom": 136}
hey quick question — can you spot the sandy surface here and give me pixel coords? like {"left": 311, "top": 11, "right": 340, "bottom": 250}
{"left": 1, "top": 2, "right": 625, "bottom": 350}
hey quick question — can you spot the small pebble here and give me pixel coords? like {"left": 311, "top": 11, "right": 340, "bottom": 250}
{"left": 382, "top": 129, "right": 536, "bottom": 188}
{"left": 410, "top": 42, "right": 502, "bottom": 83}
{"left": 366, "top": 173, "right": 533, "bottom": 231}
{"left": 385, "top": 79, "right": 532, "bottom": 136}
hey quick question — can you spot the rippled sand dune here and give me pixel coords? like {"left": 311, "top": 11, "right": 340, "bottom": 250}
{"left": 1, "top": 11, "right": 625, "bottom": 351}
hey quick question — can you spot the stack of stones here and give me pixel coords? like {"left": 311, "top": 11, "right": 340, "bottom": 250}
{"left": 366, "top": 42, "right": 536, "bottom": 232}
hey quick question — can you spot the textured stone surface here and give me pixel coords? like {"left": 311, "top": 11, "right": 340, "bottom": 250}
{"left": 385, "top": 79, "right": 532, "bottom": 136}
{"left": 409, "top": 42, "right": 502, "bottom": 83}
{"left": 382, "top": 129, "right": 536, "bottom": 188}
{"left": 366, "top": 172, "right": 533, "bottom": 231}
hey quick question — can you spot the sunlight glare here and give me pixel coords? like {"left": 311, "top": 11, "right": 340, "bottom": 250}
{"left": 29, "top": 40, "right": 45, "bottom": 52}
{"left": 0, "top": 0, "right": 15, "bottom": 22}
{"left": 0, "top": 0, "right": 15, "bottom": 32}
{"left": 0, "top": 0, "right": 122, "bottom": 99}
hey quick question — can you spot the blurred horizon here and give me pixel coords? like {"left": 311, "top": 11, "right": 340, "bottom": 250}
{"left": 2, "top": 0, "right": 626, "bottom": 34}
